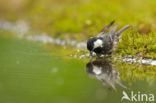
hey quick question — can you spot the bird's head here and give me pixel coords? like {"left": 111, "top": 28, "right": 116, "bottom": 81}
{"left": 87, "top": 37, "right": 97, "bottom": 52}
{"left": 87, "top": 37, "right": 103, "bottom": 54}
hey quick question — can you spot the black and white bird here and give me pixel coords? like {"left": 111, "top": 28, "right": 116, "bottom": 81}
{"left": 86, "top": 59, "right": 127, "bottom": 90}
{"left": 87, "top": 21, "right": 131, "bottom": 57}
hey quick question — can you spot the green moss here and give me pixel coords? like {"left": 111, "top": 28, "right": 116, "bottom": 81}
{"left": 0, "top": 0, "right": 156, "bottom": 58}
{"left": 115, "top": 31, "right": 156, "bottom": 59}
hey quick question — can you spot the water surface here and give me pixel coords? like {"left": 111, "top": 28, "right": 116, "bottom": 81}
{"left": 0, "top": 35, "right": 156, "bottom": 103}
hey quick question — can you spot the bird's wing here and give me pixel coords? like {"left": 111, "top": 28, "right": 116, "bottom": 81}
{"left": 109, "top": 23, "right": 119, "bottom": 35}
{"left": 97, "top": 20, "right": 115, "bottom": 37}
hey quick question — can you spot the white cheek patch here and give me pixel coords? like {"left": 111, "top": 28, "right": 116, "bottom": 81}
{"left": 93, "top": 66, "right": 102, "bottom": 75}
{"left": 93, "top": 39, "right": 103, "bottom": 49}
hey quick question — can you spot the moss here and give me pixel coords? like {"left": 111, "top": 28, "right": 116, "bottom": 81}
{"left": 115, "top": 31, "right": 156, "bottom": 59}
{"left": 0, "top": 0, "right": 156, "bottom": 58}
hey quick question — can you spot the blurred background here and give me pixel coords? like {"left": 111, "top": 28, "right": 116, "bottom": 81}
{"left": 0, "top": 0, "right": 156, "bottom": 39}
{"left": 0, "top": 0, "right": 156, "bottom": 103}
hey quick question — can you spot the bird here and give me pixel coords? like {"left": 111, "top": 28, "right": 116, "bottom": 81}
{"left": 86, "top": 59, "right": 127, "bottom": 91}
{"left": 87, "top": 20, "right": 131, "bottom": 58}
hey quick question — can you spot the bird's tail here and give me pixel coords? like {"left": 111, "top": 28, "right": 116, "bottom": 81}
{"left": 116, "top": 25, "right": 131, "bottom": 37}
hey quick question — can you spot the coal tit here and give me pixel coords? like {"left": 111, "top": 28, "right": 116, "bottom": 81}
{"left": 86, "top": 59, "right": 127, "bottom": 90}
{"left": 87, "top": 20, "right": 131, "bottom": 57}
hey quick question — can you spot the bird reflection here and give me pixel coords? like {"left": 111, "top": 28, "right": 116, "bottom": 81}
{"left": 86, "top": 59, "right": 127, "bottom": 91}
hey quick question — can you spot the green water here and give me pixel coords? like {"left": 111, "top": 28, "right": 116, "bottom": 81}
{"left": 0, "top": 35, "right": 156, "bottom": 103}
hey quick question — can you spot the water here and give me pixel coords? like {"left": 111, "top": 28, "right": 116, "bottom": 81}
{"left": 0, "top": 35, "right": 156, "bottom": 103}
